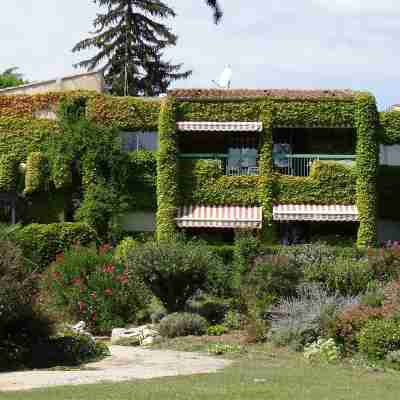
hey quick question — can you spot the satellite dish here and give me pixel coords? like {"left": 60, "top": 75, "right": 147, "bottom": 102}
{"left": 212, "top": 65, "right": 232, "bottom": 89}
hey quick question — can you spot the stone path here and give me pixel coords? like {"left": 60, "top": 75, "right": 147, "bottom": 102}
{"left": 0, "top": 346, "right": 231, "bottom": 392}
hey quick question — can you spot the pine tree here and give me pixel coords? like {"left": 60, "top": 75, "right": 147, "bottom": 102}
{"left": 72, "top": 0, "right": 193, "bottom": 96}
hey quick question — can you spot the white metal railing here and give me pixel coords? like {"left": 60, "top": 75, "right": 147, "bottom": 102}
{"left": 274, "top": 154, "right": 356, "bottom": 177}
{"left": 226, "top": 166, "right": 259, "bottom": 176}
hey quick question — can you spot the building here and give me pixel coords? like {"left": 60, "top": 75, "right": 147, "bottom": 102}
{"left": 156, "top": 89, "right": 378, "bottom": 246}
{"left": 0, "top": 71, "right": 105, "bottom": 96}
{"left": 1, "top": 86, "right": 399, "bottom": 245}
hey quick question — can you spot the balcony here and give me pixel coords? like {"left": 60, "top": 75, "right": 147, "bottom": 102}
{"left": 273, "top": 154, "right": 356, "bottom": 177}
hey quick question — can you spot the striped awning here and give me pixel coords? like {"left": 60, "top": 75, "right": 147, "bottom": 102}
{"left": 176, "top": 121, "right": 263, "bottom": 132}
{"left": 176, "top": 205, "right": 262, "bottom": 229}
{"left": 273, "top": 204, "right": 358, "bottom": 222}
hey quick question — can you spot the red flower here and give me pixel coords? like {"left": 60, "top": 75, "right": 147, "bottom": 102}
{"left": 78, "top": 301, "right": 86, "bottom": 312}
{"left": 53, "top": 271, "right": 61, "bottom": 280}
{"left": 104, "top": 288, "right": 113, "bottom": 296}
{"left": 117, "top": 274, "right": 129, "bottom": 284}
{"left": 99, "top": 243, "right": 112, "bottom": 255}
{"left": 91, "top": 312, "right": 97, "bottom": 321}
{"left": 102, "top": 264, "right": 115, "bottom": 273}
{"left": 72, "top": 277, "right": 82, "bottom": 286}
{"left": 90, "top": 292, "right": 97, "bottom": 300}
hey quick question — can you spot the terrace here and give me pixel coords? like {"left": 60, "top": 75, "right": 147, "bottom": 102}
{"left": 177, "top": 125, "right": 356, "bottom": 177}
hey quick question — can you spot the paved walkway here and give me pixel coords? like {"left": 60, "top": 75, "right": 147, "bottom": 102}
{"left": 0, "top": 346, "right": 231, "bottom": 392}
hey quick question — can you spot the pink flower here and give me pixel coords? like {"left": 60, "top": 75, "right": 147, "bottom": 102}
{"left": 102, "top": 264, "right": 115, "bottom": 273}
{"left": 72, "top": 277, "right": 82, "bottom": 286}
{"left": 104, "top": 288, "right": 113, "bottom": 296}
{"left": 78, "top": 301, "right": 86, "bottom": 312}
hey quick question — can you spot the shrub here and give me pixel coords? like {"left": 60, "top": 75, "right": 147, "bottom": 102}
{"left": 186, "top": 293, "right": 230, "bottom": 324}
{"left": 42, "top": 245, "right": 150, "bottom": 334}
{"left": 304, "top": 338, "right": 340, "bottom": 363}
{"left": 207, "top": 325, "right": 229, "bottom": 336}
{"left": 223, "top": 310, "right": 244, "bottom": 330}
{"left": 360, "top": 283, "right": 385, "bottom": 308}
{"left": 126, "top": 241, "right": 222, "bottom": 313}
{"left": 386, "top": 350, "right": 400, "bottom": 366}
{"left": 247, "top": 254, "right": 303, "bottom": 298}
{"left": 114, "top": 237, "right": 138, "bottom": 263}
{"left": 207, "top": 245, "right": 234, "bottom": 266}
{"left": 158, "top": 313, "right": 208, "bottom": 338}
{"left": 233, "top": 232, "right": 260, "bottom": 276}
{"left": 208, "top": 343, "right": 243, "bottom": 355}
{"left": 11, "top": 223, "right": 99, "bottom": 271}
{"left": 368, "top": 246, "right": 400, "bottom": 282}
{"left": 330, "top": 304, "right": 387, "bottom": 354}
{"left": 358, "top": 319, "right": 400, "bottom": 360}
{"left": 0, "top": 239, "right": 54, "bottom": 371}
{"left": 383, "top": 280, "right": 400, "bottom": 308}
{"left": 30, "top": 330, "right": 109, "bottom": 368}
{"left": 304, "top": 258, "right": 372, "bottom": 296}
{"left": 269, "top": 284, "right": 358, "bottom": 350}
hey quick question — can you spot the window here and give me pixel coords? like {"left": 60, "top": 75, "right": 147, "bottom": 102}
{"left": 120, "top": 131, "right": 158, "bottom": 152}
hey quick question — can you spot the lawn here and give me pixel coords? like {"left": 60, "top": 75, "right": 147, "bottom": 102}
{"left": 2, "top": 338, "right": 400, "bottom": 400}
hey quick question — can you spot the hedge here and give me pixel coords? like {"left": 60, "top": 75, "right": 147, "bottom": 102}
{"left": 11, "top": 223, "right": 99, "bottom": 271}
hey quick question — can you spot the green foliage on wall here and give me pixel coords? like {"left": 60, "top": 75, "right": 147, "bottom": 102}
{"left": 86, "top": 95, "right": 160, "bottom": 130}
{"left": 0, "top": 153, "right": 18, "bottom": 191}
{"left": 179, "top": 159, "right": 261, "bottom": 205}
{"left": 157, "top": 98, "right": 178, "bottom": 241}
{"left": 179, "top": 160, "right": 356, "bottom": 207}
{"left": 176, "top": 98, "right": 355, "bottom": 128}
{"left": 272, "top": 100, "right": 355, "bottom": 128}
{"left": 126, "top": 150, "right": 157, "bottom": 211}
{"left": 24, "top": 152, "right": 48, "bottom": 194}
{"left": 355, "top": 93, "right": 379, "bottom": 247}
{"left": 273, "top": 161, "right": 357, "bottom": 204}
{"left": 378, "top": 111, "right": 400, "bottom": 145}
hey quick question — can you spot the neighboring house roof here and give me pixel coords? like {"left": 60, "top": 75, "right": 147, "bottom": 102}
{"left": 0, "top": 70, "right": 105, "bottom": 96}
{"left": 168, "top": 88, "right": 356, "bottom": 100}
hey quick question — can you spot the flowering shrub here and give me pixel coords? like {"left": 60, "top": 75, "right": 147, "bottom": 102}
{"left": 269, "top": 284, "right": 358, "bottom": 350}
{"left": 357, "top": 319, "right": 400, "bottom": 360}
{"left": 330, "top": 304, "right": 388, "bottom": 354}
{"left": 304, "top": 338, "right": 340, "bottom": 363}
{"left": 42, "top": 245, "right": 150, "bottom": 334}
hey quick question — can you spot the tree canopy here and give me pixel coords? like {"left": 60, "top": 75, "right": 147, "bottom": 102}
{"left": 0, "top": 68, "right": 26, "bottom": 89}
{"left": 73, "top": 0, "right": 194, "bottom": 96}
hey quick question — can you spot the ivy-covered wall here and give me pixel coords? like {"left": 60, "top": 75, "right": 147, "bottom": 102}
{"left": 1, "top": 90, "right": 399, "bottom": 245}
{"left": 159, "top": 90, "right": 380, "bottom": 246}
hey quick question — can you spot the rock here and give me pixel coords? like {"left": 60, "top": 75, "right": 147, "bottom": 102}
{"left": 68, "top": 321, "right": 95, "bottom": 342}
{"left": 111, "top": 325, "right": 160, "bottom": 346}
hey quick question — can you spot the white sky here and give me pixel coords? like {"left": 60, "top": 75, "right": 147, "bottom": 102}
{"left": 1, "top": 0, "right": 400, "bottom": 110}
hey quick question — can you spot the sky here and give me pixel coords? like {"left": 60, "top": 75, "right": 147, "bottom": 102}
{"left": 1, "top": 0, "right": 399, "bottom": 110}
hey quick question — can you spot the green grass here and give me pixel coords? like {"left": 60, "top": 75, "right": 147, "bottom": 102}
{"left": 2, "top": 340, "right": 400, "bottom": 400}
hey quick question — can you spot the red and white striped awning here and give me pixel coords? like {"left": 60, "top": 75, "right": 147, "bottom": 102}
{"left": 176, "top": 205, "right": 262, "bottom": 229}
{"left": 273, "top": 204, "right": 358, "bottom": 222}
{"left": 176, "top": 121, "right": 263, "bottom": 132}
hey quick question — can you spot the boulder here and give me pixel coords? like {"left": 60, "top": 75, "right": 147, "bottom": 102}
{"left": 111, "top": 325, "right": 161, "bottom": 346}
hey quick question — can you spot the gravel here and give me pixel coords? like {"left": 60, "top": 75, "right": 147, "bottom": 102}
{"left": 0, "top": 346, "right": 231, "bottom": 392}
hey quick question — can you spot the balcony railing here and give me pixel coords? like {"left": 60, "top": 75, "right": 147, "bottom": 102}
{"left": 274, "top": 154, "right": 356, "bottom": 177}
{"left": 178, "top": 153, "right": 259, "bottom": 176}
